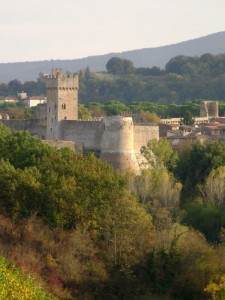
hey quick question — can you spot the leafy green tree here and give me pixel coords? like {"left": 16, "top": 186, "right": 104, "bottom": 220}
{"left": 106, "top": 57, "right": 134, "bottom": 75}
{"left": 203, "top": 166, "right": 225, "bottom": 206}
{"left": 78, "top": 104, "right": 91, "bottom": 120}
{"left": 0, "top": 257, "right": 55, "bottom": 300}
{"left": 141, "top": 138, "right": 178, "bottom": 171}
{"left": 182, "top": 201, "right": 225, "bottom": 242}
{"left": 8, "top": 79, "right": 23, "bottom": 95}
{"left": 0, "top": 126, "right": 52, "bottom": 169}
{"left": 176, "top": 141, "right": 225, "bottom": 192}
{"left": 88, "top": 102, "right": 105, "bottom": 118}
{"left": 104, "top": 100, "right": 127, "bottom": 115}
{"left": 180, "top": 110, "right": 195, "bottom": 125}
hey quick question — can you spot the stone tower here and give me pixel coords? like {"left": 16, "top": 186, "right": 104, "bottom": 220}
{"left": 200, "top": 101, "right": 219, "bottom": 118}
{"left": 45, "top": 68, "right": 78, "bottom": 139}
{"left": 100, "top": 116, "right": 140, "bottom": 172}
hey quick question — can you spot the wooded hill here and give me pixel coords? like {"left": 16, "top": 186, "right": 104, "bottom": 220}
{"left": 1, "top": 31, "right": 225, "bottom": 82}
{"left": 1, "top": 51, "right": 225, "bottom": 109}
{"left": 2, "top": 125, "right": 225, "bottom": 298}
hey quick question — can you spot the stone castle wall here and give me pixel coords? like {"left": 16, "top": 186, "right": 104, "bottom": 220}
{"left": 100, "top": 116, "right": 140, "bottom": 172}
{"left": 1, "top": 120, "right": 46, "bottom": 139}
{"left": 58, "top": 120, "right": 102, "bottom": 151}
{"left": 0, "top": 69, "right": 160, "bottom": 172}
{"left": 133, "top": 125, "right": 159, "bottom": 152}
{"left": 56, "top": 118, "right": 159, "bottom": 155}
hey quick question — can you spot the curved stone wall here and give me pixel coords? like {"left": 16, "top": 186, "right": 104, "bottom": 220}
{"left": 101, "top": 116, "right": 134, "bottom": 153}
{"left": 100, "top": 116, "right": 139, "bottom": 172}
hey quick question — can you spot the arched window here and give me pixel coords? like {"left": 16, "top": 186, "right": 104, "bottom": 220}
{"left": 62, "top": 103, "right": 66, "bottom": 110}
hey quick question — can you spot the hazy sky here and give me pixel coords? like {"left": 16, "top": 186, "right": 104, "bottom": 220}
{"left": 1, "top": 0, "right": 225, "bottom": 63}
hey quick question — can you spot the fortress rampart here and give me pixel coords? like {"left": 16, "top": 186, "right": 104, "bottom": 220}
{"left": 1, "top": 119, "right": 46, "bottom": 138}
{"left": 57, "top": 117, "right": 159, "bottom": 171}
{"left": 59, "top": 120, "right": 103, "bottom": 151}
{"left": 0, "top": 68, "right": 159, "bottom": 172}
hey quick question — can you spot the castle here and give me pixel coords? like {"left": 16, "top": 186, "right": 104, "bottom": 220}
{"left": 45, "top": 69, "right": 159, "bottom": 171}
{"left": 1, "top": 69, "right": 159, "bottom": 172}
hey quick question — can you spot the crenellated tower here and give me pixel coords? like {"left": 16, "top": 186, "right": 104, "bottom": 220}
{"left": 45, "top": 68, "right": 78, "bottom": 139}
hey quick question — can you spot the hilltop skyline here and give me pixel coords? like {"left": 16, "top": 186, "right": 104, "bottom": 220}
{"left": 1, "top": 0, "right": 225, "bottom": 63}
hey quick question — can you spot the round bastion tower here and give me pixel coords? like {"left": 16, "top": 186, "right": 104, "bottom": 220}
{"left": 45, "top": 68, "right": 78, "bottom": 140}
{"left": 100, "top": 116, "right": 140, "bottom": 172}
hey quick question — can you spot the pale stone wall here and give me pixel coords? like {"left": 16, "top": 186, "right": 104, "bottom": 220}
{"left": 133, "top": 125, "right": 159, "bottom": 152}
{"left": 33, "top": 103, "right": 47, "bottom": 126}
{"left": 101, "top": 116, "right": 134, "bottom": 153}
{"left": 160, "top": 117, "right": 209, "bottom": 125}
{"left": 1, "top": 116, "right": 160, "bottom": 173}
{"left": 58, "top": 120, "right": 102, "bottom": 151}
{"left": 100, "top": 116, "right": 140, "bottom": 172}
{"left": 1, "top": 120, "right": 46, "bottom": 139}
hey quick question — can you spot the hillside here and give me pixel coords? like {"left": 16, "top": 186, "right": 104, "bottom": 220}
{"left": 1, "top": 31, "right": 225, "bottom": 82}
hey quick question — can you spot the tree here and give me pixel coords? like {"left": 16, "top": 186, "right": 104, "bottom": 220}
{"left": 139, "top": 111, "right": 160, "bottom": 124}
{"left": 203, "top": 166, "right": 225, "bottom": 206}
{"left": 104, "top": 100, "right": 127, "bottom": 115}
{"left": 106, "top": 57, "right": 134, "bottom": 75}
{"left": 0, "top": 257, "right": 54, "bottom": 300}
{"left": 78, "top": 104, "right": 91, "bottom": 120}
{"left": 141, "top": 138, "right": 178, "bottom": 171}
{"left": 176, "top": 141, "right": 225, "bottom": 191}
{"left": 8, "top": 79, "right": 22, "bottom": 95}
{"left": 180, "top": 110, "right": 195, "bottom": 125}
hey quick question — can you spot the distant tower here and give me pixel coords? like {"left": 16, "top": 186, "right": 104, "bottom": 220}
{"left": 200, "top": 101, "right": 219, "bottom": 118}
{"left": 45, "top": 68, "right": 78, "bottom": 139}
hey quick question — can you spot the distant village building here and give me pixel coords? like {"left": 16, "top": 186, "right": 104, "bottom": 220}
{"left": 18, "top": 92, "right": 27, "bottom": 100}
{"left": 0, "top": 96, "right": 18, "bottom": 104}
{"left": 160, "top": 117, "right": 209, "bottom": 125}
{"left": 202, "top": 124, "right": 225, "bottom": 136}
{"left": 25, "top": 96, "right": 47, "bottom": 107}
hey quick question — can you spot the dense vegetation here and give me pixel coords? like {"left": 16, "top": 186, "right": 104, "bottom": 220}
{"left": 0, "top": 257, "right": 55, "bottom": 300}
{"left": 1, "top": 52, "right": 225, "bottom": 299}
{"left": 2, "top": 52, "right": 225, "bottom": 120}
{"left": 77, "top": 53, "right": 225, "bottom": 104}
{"left": 2, "top": 125, "right": 225, "bottom": 298}
{"left": 1, "top": 53, "right": 225, "bottom": 107}
{"left": 78, "top": 100, "right": 225, "bottom": 119}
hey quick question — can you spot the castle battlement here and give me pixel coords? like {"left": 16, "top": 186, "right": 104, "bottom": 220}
{"left": 45, "top": 75, "right": 78, "bottom": 89}
{"left": 46, "top": 74, "right": 78, "bottom": 80}
{"left": 45, "top": 68, "right": 79, "bottom": 139}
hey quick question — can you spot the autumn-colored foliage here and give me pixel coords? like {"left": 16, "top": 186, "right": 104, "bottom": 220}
{"left": 2, "top": 125, "right": 225, "bottom": 298}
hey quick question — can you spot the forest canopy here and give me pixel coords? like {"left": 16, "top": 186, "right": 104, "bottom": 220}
{"left": 1, "top": 52, "right": 225, "bottom": 106}
{"left": 1, "top": 125, "right": 225, "bottom": 298}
